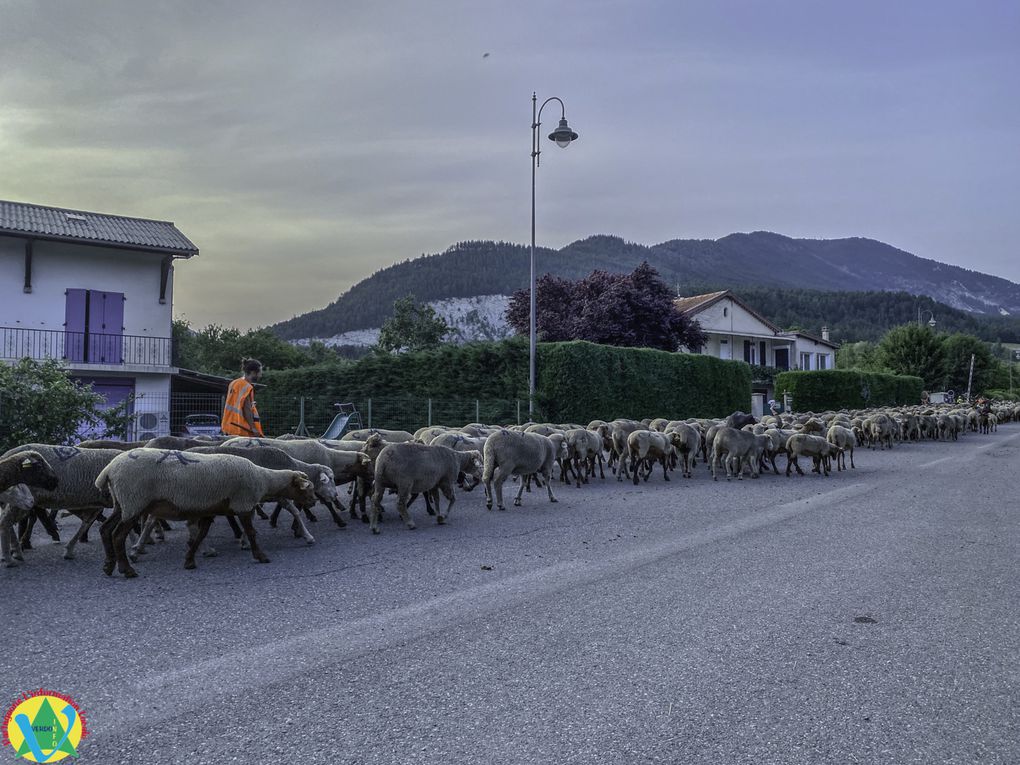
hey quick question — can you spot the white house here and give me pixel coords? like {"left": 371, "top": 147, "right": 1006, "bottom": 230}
{"left": 675, "top": 290, "right": 839, "bottom": 405}
{"left": 0, "top": 199, "right": 206, "bottom": 439}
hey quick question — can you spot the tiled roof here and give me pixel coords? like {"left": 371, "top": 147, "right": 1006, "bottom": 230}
{"left": 674, "top": 290, "right": 781, "bottom": 333}
{"left": 673, "top": 290, "right": 728, "bottom": 315}
{"left": 778, "top": 330, "right": 839, "bottom": 349}
{"left": 0, "top": 199, "right": 198, "bottom": 256}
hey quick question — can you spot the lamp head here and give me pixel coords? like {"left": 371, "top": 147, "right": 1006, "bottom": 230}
{"left": 928, "top": 317, "right": 936, "bottom": 328}
{"left": 548, "top": 118, "right": 578, "bottom": 148}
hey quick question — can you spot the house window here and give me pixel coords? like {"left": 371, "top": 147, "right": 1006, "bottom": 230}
{"left": 800, "top": 352, "right": 812, "bottom": 370}
{"left": 774, "top": 348, "right": 790, "bottom": 370}
{"left": 759, "top": 341, "right": 767, "bottom": 366}
{"left": 817, "top": 353, "right": 828, "bottom": 370}
{"left": 744, "top": 340, "right": 754, "bottom": 364}
{"left": 723, "top": 306, "right": 728, "bottom": 317}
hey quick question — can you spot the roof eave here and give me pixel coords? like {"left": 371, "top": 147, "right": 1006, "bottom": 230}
{"left": 0, "top": 229, "right": 198, "bottom": 258}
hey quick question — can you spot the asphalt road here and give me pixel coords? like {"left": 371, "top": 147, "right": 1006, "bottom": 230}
{"left": 2, "top": 424, "right": 1018, "bottom": 764}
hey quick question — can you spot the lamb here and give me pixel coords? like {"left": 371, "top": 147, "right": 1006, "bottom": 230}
{"left": 1, "top": 444, "right": 121, "bottom": 560}
{"left": 369, "top": 443, "right": 482, "bottom": 533}
{"left": 0, "top": 484, "right": 37, "bottom": 566}
{"left": 482, "top": 430, "right": 565, "bottom": 511}
{"left": 825, "top": 425, "right": 857, "bottom": 470}
{"left": 96, "top": 449, "right": 316, "bottom": 577}
{"left": 711, "top": 427, "right": 765, "bottom": 480}
{"left": 785, "top": 434, "right": 837, "bottom": 476}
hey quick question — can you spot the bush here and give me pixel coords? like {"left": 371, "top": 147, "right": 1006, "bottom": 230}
{"left": 259, "top": 339, "right": 751, "bottom": 431}
{"left": 774, "top": 369, "right": 924, "bottom": 411}
{"left": 984, "top": 389, "right": 1020, "bottom": 402}
{"left": 0, "top": 358, "right": 129, "bottom": 453}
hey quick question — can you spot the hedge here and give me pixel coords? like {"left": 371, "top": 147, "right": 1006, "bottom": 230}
{"left": 774, "top": 369, "right": 925, "bottom": 411}
{"left": 258, "top": 339, "right": 751, "bottom": 432}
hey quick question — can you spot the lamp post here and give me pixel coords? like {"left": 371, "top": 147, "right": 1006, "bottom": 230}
{"left": 529, "top": 92, "right": 578, "bottom": 418}
{"left": 917, "top": 307, "right": 936, "bottom": 328}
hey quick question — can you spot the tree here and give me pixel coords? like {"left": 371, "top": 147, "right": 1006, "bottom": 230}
{"left": 939, "top": 333, "right": 996, "bottom": 395}
{"left": 877, "top": 324, "right": 945, "bottom": 387}
{"left": 506, "top": 262, "right": 706, "bottom": 352}
{"left": 173, "top": 319, "right": 329, "bottom": 376}
{"left": 376, "top": 295, "right": 451, "bottom": 354}
{"left": 836, "top": 341, "right": 886, "bottom": 372}
{"left": 0, "top": 358, "right": 127, "bottom": 452}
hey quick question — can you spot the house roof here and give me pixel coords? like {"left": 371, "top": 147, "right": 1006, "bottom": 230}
{"left": 778, "top": 330, "right": 839, "bottom": 349}
{"left": 0, "top": 199, "right": 199, "bottom": 257}
{"left": 673, "top": 290, "right": 782, "bottom": 334}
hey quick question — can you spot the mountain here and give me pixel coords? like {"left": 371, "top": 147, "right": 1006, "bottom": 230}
{"left": 271, "top": 232, "right": 1020, "bottom": 341}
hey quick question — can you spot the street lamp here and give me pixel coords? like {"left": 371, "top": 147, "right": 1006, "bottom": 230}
{"left": 530, "top": 92, "right": 578, "bottom": 418}
{"left": 917, "top": 307, "right": 936, "bottom": 328}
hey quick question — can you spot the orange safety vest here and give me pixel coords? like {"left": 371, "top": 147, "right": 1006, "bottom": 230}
{"left": 222, "top": 378, "right": 264, "bottom": 436}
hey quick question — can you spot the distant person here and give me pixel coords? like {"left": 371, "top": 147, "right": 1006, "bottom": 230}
{"left": 921, "top": 390, "right": 930, "bottom": 405}
{"left": 768, "top": 399, "right": 783, "bottom": 416}
{"left": 221, "top": 358, "right": 264, "bottom": 437}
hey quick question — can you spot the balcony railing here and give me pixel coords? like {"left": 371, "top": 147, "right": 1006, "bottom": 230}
{"left": 0, "top": 326, "right": 173, "bottom": 368}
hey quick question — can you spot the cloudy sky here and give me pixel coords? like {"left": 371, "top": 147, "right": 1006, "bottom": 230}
{"left": 1, "top": 1, "right": 1017, "bottom": 329}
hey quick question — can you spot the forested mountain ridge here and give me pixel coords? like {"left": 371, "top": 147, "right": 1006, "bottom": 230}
{"left": 271, "top": 232, "right": 1020, "bottom": 340}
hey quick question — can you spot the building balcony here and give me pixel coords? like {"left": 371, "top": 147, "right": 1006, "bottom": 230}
{"left": 0, "top": 326, "right": 173, "bottom": 369}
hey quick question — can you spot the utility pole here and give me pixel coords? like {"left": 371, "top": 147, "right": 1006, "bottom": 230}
{"left": 965, "top": 353, "right": 976, "bottom": 402}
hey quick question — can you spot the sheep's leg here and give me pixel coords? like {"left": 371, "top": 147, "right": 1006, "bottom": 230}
{"left": 513, "top": 473, "right": 527, "bottom": 507}
{"left": 18, "top": 510, "right": 40, "bottom": 550}
{"left": 128, "top": 515, "right": 157, "bottom": 561}
{"left": 224, "top": 514, "right": 248, "bottom": 550}
{"left": 493, "top": 470, "right": 509, "bottom": 511}
{"left": 254, "top": 503, "right": 269, "bottom": 521}
{"left": 544, "top": 469, "right": 559, "bottom": 504}
{"left": 99, "top": 508, "right": 123, "bottom": 576}
{"left": 236, "top": 513, "right": 270, "bottom": 563}
{"left": 436, "top": 484, "right": 455, "bottom": 524}
{"left": 281, "top": 500, "right": 315, "bottom": 545}
{"left": 369, "top": 484, "right": 385, "bottom": 534}
{"left": 35, "top": 508, "right": 61, "bottom": 542}
{"left": 269, "top": 503, "right": 283, "bottom": 528}
{"left": 322, "top": 497, "right": 348, "bottom": 528}
{"left": 483, "top": 470, "right": 494, "bottom": 510}
{"left": 111, "top": 517, "right": 138, "bottom": 578}
{"left": 395, "top": 491, "right": 416, "bottom": 530}
{"left": 184, "top": 517, "right": 215, "bottom": 569}
{"left": 1, "top": 515, "right": 16, "bottom": 567}
{"left": 62, "top": 508, "right": 101, "bottom": 560}
{"left": 849, "top": 448, "right": 855, "bottom": 469}
{"left": 661, "top": 456, "right": 670, "bottom": 482}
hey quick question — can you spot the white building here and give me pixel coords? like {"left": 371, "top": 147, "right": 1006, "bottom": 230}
{"left": 0, "top": 199, "right": 212, "bottom": 439}
{"left": 675, "top": 290, "right": 839, "bottom": 405}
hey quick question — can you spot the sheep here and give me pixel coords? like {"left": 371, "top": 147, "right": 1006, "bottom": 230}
{"left": 1, "top": 444, "right": 121, "bottom": 560}
{"left": 761, "top": 428, "right": 796, "bottom": 474}
{"left": 785, "top": 434, "right": 837, "bottom": 476}
{"left": 608, "top": 420, "right": 646, "bottom": 480}
{"left": 711, "top": 427, "right": 765, "bottom": 480}
{"left": 664, "top": 422, "right": 701, "bottom": 478}
{"left": 482, "top": 431, "right": 565, "bottom": 511}
{"left": 77, "top": 439, "right": 148, "bottom": 450}
{"left": 0, "top": 484, "right": 38, "bottom": 567}
{"left": 429, "top": 432, "right": 488, "bottom": 453}
{"left": 96, "top": 449, "right": 316, "bottom": 577}
{"left": 369, "top": 443, "right": 482, "bottom": 533}
{"left": 826, "top": 425, "right": 857, "bottom": 470}
{"left": 414, "top": 426, "right": 452, "bottom": 443}
{"left": 563, "top": 429, "right": 605, "bottom": 487}
{"left": 867, "top": 415, "right": 896, "bottom": 450}
{"left": 626, "top": 430, "right": 676, "bottom": 484}
{"left": 221, "top": 437, "right": 374, "bottom": 524}
{"left": 524, "top": 423, "right": 564, "bottom": 437}
{"left": 723, "top": 411, "right": 757, "bottom": 430}
{"left": 346, "top": 428, "right": 415, "bottom": 443}
{"left": 186, "top": 445, "right": 339, "bottom": 544}
{"left": 144, "top": 435, "right": 213, "bottom": 450}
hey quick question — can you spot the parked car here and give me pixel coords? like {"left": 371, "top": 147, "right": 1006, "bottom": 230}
{"left": 180, "top": 414, "right": 223, "bottom": 437}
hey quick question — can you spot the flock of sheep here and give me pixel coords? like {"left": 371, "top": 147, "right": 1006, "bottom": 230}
{"left": 1, "top": 399, "right": 1016, "bottom": 578}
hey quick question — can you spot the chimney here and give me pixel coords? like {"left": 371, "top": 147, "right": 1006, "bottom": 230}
{"left": 821, "top": 326, "right": 830, "bottom": 342}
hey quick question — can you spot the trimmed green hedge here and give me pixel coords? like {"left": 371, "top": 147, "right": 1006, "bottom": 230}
{"left": 535, "top": 341, "right": 751, "bottom": 422}
{"left": 259, "top": 339, "right": 751, "bottom": 431}
{"left": 774, "top": 369, "right": 925, "bottom": 411}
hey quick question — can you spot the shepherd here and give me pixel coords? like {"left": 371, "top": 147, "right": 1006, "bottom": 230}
{"left": 221, "top": 358, "right": 265, "bottom": 436}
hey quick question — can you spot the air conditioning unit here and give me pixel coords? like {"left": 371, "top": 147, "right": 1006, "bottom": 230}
{"left": 134, "top": 411, "right": 170, "bottom": 441}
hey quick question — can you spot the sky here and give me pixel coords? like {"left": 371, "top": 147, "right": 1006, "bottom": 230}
{"left": 1, "top": 0, "right": 1018, "bottom": 330}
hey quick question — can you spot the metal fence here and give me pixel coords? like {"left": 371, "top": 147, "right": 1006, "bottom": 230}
{"left": 0, "top": 326, "right": 173, "bottom": 367}
{"left": 94, "top": 393, "right": 526, "bottom": 439}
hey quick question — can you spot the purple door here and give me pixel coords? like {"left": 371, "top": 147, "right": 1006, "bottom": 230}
{"left": 88, "top": 291, "right": 125, "bottom": 364}
{"left": 64, "top": 289, "right": 87, "bottom": 362}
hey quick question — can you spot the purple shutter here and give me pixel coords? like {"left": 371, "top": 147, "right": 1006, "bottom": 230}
{"left": 88, "top": 291, "right": 125, "bottom": 364}
{"left": 75, "top": 377, "right": 135, "bottom": 440}
{"left": 64, "top": 289, "right": 87, "bottom": 362}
